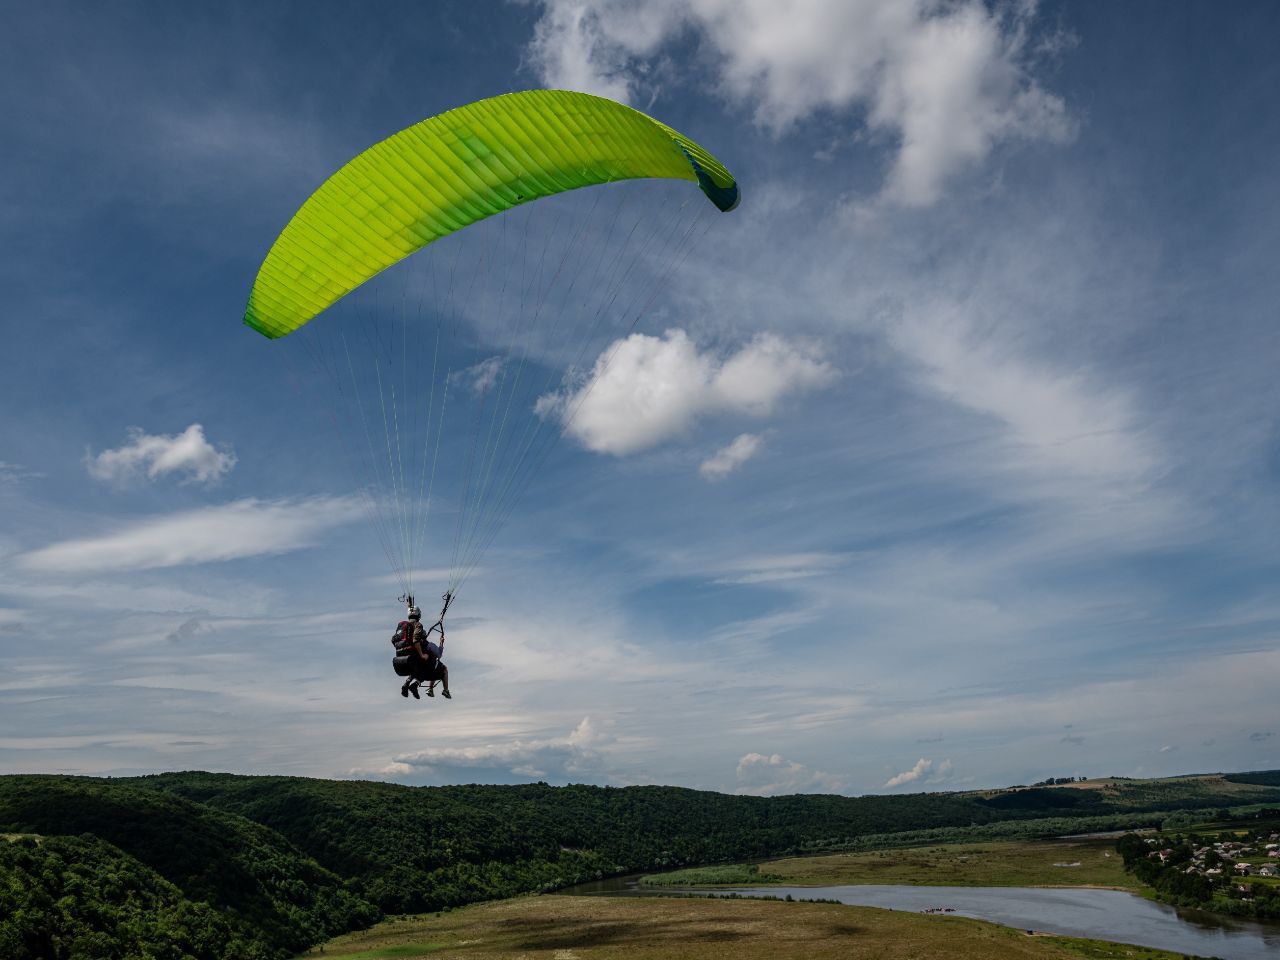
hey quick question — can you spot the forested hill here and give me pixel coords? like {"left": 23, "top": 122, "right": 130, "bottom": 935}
{"left": 2, "top": 769, "right": 1278, "bottom": 959}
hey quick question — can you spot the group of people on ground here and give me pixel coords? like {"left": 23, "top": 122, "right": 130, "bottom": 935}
{"left": 391, "top": 597, "right": 451, "bottom": 701}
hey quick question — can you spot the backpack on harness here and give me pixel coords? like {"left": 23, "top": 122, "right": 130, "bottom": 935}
{"left": 391, "top": 619, "right": 416, "bottom": 676}
{"left": 392, "top": 620, "right": 415, "bottom": 652}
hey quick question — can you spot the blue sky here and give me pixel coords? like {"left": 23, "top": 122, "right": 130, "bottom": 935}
{"left": 2, "top": 0, "right": 1278, "bottom": 795}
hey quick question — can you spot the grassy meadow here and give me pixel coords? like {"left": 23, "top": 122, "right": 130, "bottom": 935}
{"left": 641, "top": 839, "right": 1138, "bottom": 890}
{"left": 299, "top": 894, "right": 1190, "bottom": 960}
{"left": 756, "top": 839, "right": 1139, "bottom": 889}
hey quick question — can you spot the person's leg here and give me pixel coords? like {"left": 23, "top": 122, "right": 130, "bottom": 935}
{"left": 439, "top": 664, "right": 451, "bottom": 698}
{"left": 408, "top": 654, "right": 428, "bottom": 698}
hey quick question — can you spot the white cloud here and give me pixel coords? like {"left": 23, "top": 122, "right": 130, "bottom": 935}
{"left": 393, "top": 717, "right": 608, "bottom": 781}
{"left": 539, "top": 330, "right": 834, "bottom": 456}
{"left": 87, "top": 424, "right": 236, "bottom": 485}
{"left": 18, "top": 497, "right": 360, "bottom": 574}
{"left": 735, "top": 751, "right": 845, "bottom": 796}
{"left": 526, "top": 0, "right": 1072, "bottom": 206}
{"left": 883, "top": 756, "right": 955, "bottom": 789}
{"left": 526, "top": 0, "right": 655, "bottom": 103}
{"left": 699, "top": 433, "right": 763, "bottom": 480}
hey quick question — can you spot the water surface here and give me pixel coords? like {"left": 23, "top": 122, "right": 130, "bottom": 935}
{"left": 558, "top": 874, "right": 1280, "bottom": 959}
{"left": 713, "top": 884, "right": 1280, "bottom": 960}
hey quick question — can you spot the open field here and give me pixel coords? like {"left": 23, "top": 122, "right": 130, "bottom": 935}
{"left": 645, "top": 840, "right": 1139, "bottom": 890}
{"left": 299, "top": 894, "right": 1190, "bottom": 960}
{"left": 974, "top": 773, "right": 1280, "bottom": 806}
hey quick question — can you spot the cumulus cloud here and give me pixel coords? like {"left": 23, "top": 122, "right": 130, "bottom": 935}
{"left": 883, "top": 756, "right": 953, "bottom": 789}
{"left": 19, "top": 497, "right": 360, "bottom": 574}
{"left": 539, "top": 330, "right": 835, "bottom": 456}
{"left": 699, "top": 433, "right": 763, "bottom": 480}
{"left": 394, "top": 717, "right": 607, "bottom": 781}
{"left": 1249, "top": 731, "right": 1274, "bottom": 742}
{"left": 87, "top": 424, "right": 236, "bottom": 485}
{"left": 526, "top": 0, "right": 1073, "bottom": 206}
{"left": 735, "top": 751, "right": 844, "bottom": 796}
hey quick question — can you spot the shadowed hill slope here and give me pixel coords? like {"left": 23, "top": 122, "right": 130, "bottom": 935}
{"left": 0, "top": 776, "right": 377, "bottom": 958}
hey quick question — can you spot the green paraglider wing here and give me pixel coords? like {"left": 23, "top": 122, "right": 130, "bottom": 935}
{"left": 244, "top": 89, "right": 739, "bottom": 339}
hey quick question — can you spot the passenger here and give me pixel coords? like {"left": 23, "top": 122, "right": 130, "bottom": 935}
{"left": 394, "top": 601, "right": 451, "bottom": 700}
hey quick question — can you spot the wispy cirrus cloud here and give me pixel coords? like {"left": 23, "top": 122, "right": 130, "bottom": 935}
{"left": 713, "top": 552, "right": 846, "bottom": 585}
{"left": 0, "top": 461, "right": 43, "bottom": 486}
{"left": 18, "top": 497, "right": 360, "bottom": 574}
{"left": 889, "top": 303, "right": 1160, "bottom": 493}
{"left": 86, "top": 424, "right": 236, "bottom": 486}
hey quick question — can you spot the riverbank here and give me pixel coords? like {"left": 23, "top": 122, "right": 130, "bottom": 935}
{"left": 641, "top": 839, "right": 1140, "bottom": 890}
{"left": 299, "top": 893, "right": 1194, "bottom": 959}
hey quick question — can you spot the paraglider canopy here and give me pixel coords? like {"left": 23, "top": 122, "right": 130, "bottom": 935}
{"left": 244, "top": 89, "right": 738, "bottom": 340}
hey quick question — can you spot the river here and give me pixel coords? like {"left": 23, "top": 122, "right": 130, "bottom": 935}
{"left": 558, "top": 875, "right": 1280, "bottom": 959}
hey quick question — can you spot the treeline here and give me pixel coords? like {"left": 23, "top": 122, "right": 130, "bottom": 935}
{"left": 799, "top": 810, "right": 1205, "bottom": 854}
{"left": 1227, "top": 770, "right": 1280, "bottom": 787}
{"left": 3, "top": 769, "right": 1279, "bottom": 958}
{"left": 118, "top": 773, "right": 1006, "bottom": 911}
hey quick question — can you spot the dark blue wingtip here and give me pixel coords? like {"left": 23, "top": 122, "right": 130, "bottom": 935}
{"left": 679, "top": 146, "right": 740, "bottom": 212}
{"left": 702, "top": 176, "right": 740, "bottom": 212}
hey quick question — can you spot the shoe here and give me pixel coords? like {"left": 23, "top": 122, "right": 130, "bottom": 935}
{"left": 409, "top": 682, "right": 421, "bottom": 700}
{"left": 426, "top": 687, "right": 435, "bottom": 698}
{"left": 442, "top": 690, "right": 452, "bottom": 699}
{"left": 400, "top": 681, "right": 410, "bottom": 698}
